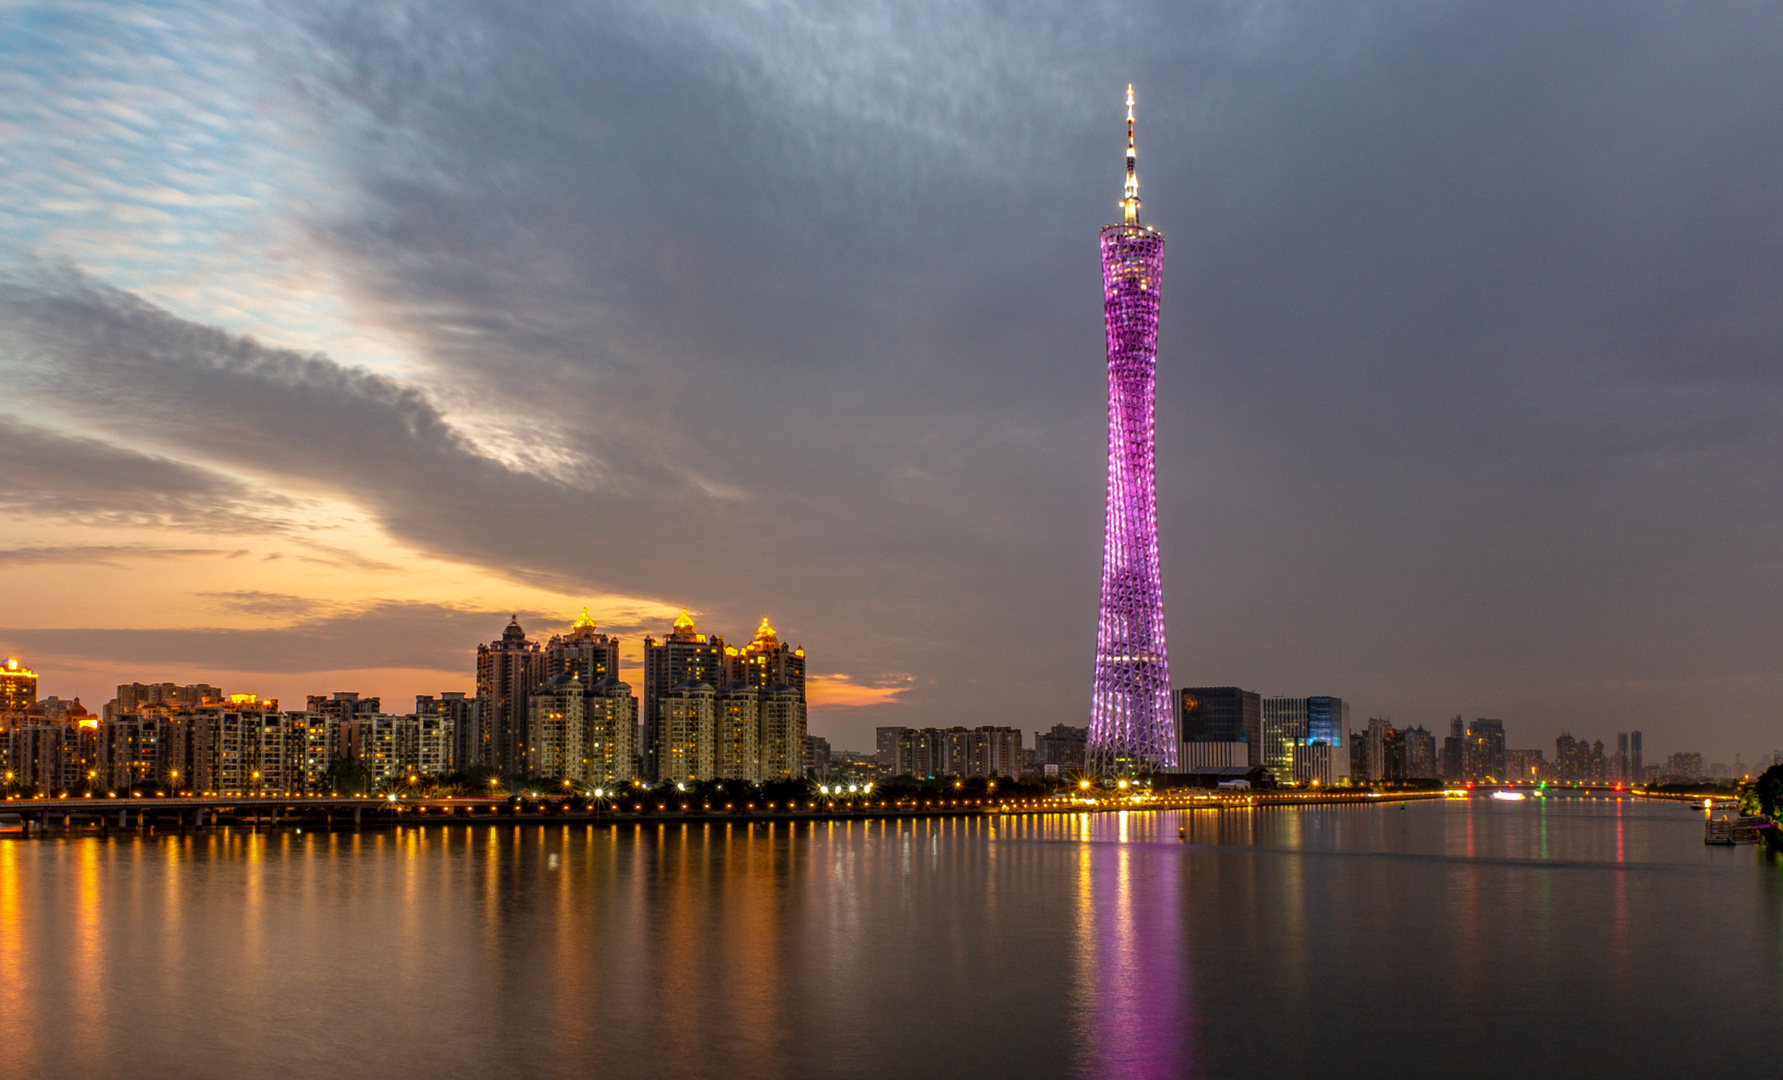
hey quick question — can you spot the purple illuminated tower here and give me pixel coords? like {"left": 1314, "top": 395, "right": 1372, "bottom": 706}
{"left": 1089, "top": 85, "right": 1175, "bottom": 775}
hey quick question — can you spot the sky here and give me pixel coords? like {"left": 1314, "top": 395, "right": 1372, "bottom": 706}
{"left": 2, "top": 0, "right": 1781, "bottom": 765}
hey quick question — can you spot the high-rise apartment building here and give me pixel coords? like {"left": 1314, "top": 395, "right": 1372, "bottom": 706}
{"left": 642, "top": 611, "right": 726, "bottom": 780}
{"left": 716, "top": 683, "right": 761, "bottom": 781}
{"left": 544, "top": 609, "right": 621, "bottom": 684}
{"left": 1440, "top": 716, "right": 1465, "bottom": 782}
{"left": 527, "top": 673, "right": 586, "bottom": 780}
{"left": 726, "top": 619, "right": 806, "bottom": 698}
{"left": 655, "top": 681, "right": 717, "bottom": 784}
{"left": 727, "top": 619, "right": 807, "bottom": 780}
{"left": 893, "top": 727, "right": 1025, "bottom": 778}
{"left": 523, "top": 670, "right": 638, "bottom": 785}
{"left": 1505, "top": 749, "right": 1547, "bottom": 782}
{"left": 758, "top": 684, "right": 806, "bottom": 780}
{"left": 109, "top": 681, "right": 222, "bottom": 721}
{"left": 803, "top": 735, "right": 832, "bottom": 780}
{"left": 1555, "top": 733, "right": 1607, "bottom": 783}
{"left": 416, "top": 692, "right": 480, "bottom": 775}
{"left": 477, "top": 618, "right": 544, "bottom": 776}
{"left": 876, "top": 727, "right": 906, "bottom": 771}
{"left": 1402, "top": 726, "right": 1438, "bottom": 780}
{"left": 1364, "top": 717, "right": 1403, "bottom": 783}
{"left": 1663, "top": 752, "right": 1704, "bottom": 781}
{"left": 1, "top": 657, "right": 38, "bottom": 715}
{"left": 1464, "top": 719, "right": 1508, "bottom": 782}
{"left": 584, "top": 678, "right": 638, "bottom": 784}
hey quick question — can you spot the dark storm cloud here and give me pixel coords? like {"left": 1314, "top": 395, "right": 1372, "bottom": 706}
{"left": 0, "top": 417, "right": 298, "bottom": 533}
{"left": 9, "top": 1, "right": 1783, "bottom": 756}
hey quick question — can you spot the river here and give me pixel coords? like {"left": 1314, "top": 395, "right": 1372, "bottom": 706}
{"left": 0, "top": 796, "right": 1777, "bottom": 1078}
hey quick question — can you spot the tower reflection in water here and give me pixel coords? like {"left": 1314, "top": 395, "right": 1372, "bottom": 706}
{"left": 1068, "top": 811, "right": 1195, "bottom": 1078}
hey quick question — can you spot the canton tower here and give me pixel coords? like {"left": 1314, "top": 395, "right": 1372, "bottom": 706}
{"left": 1089, "top": 85, "right": 1175, "bottom": 775}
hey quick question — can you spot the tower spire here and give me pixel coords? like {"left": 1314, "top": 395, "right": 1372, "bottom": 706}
{"left": 1122, "top": 83, "right": 1140, "bottom": 226}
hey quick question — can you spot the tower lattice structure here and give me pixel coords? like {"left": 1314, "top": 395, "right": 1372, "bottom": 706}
{"left": 1089, "top": 86, "right": 1175, "bottom": 775}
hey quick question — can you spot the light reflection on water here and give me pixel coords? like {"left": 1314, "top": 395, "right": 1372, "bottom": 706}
{"left": 0, "top": 800, "right": 1777, "bottom": 1080}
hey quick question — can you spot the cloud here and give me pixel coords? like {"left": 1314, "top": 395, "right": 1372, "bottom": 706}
{"left": 806, "top": 672, "right": 915, "bottom": 710}
{"left": 0, "top": 545, "right": 232, "bottom": 567}
{"left": 7, "top": 0, "right": 1783, "bottom": 761}
{"left": 0, "top": 417, "right": 303, "bottom": 533}
{"left": 0, "top": 601, "right": 521, "bottom": 675}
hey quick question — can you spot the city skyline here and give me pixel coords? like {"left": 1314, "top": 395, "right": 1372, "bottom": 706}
{"left": 5, "top": 3, "right": 1783, "bottom": 763}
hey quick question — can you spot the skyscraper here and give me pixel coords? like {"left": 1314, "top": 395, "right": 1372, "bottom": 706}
{"left": 476, "top": 618, "right": 544, "bottom": 775}
{"left": 544, "top": 608, "right": 621, "bottom": 684}
{"left": 527, "top": 672, "right": 586, "bottom": 780}
{"left": 1464, "top": 719, "right": 1507, "bottom": 781}
{"left": 1402, "top": 726, "right": 1438, "bottom": 780}
{"left": 416, "top": 692, "right": 480, "bottom": 775}
{"left": 1261, "top": 696, "right": 1351, "bottom": 785}
{"left": 642, "top": 611, "right": 727, "bottom": 780}
{"left": 1179, "top": 687, "right": 1261, "bottom": 768}
{"left": 1, "top": 657, "right": 38, "bottom": 715}
{"left": 725, "top": 618, "right": 805, "bottom": 698}
{"left": 1088, "top": 86, "right": 1175, "bottom": 776}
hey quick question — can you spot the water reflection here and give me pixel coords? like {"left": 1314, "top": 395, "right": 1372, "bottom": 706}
{"left": 1069, "top": 814, "right": 1193, "bottom": 1078}
{"left": 0, "top": 803, "right": 1775, "bottom": 1080}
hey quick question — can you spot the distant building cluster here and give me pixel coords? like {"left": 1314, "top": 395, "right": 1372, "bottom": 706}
{"left": 0, "top": 640, "right": 1755, "bottom": 794}
{"left": 0, "top": 608, "right": 809, "bottom": 796}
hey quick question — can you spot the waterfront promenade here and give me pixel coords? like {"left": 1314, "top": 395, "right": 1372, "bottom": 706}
{"left": 0, "top": 782, "right": 1695, "bottom": 836}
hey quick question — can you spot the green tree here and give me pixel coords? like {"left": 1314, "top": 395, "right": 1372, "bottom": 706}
{"left": 1740, "top": 764, "right": 1783, "bottom": 818}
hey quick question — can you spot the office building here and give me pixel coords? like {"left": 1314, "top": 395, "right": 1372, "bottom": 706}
{"left": 1263, "top": 696, "right": 1350, "bottom": 785}
{"left": 1179, "top": 687, "right": 1260, "bottom": 769}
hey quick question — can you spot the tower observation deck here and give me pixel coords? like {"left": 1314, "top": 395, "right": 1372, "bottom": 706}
{"left": 1089, "top": 85, "right": 1175, "bottom": 775}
